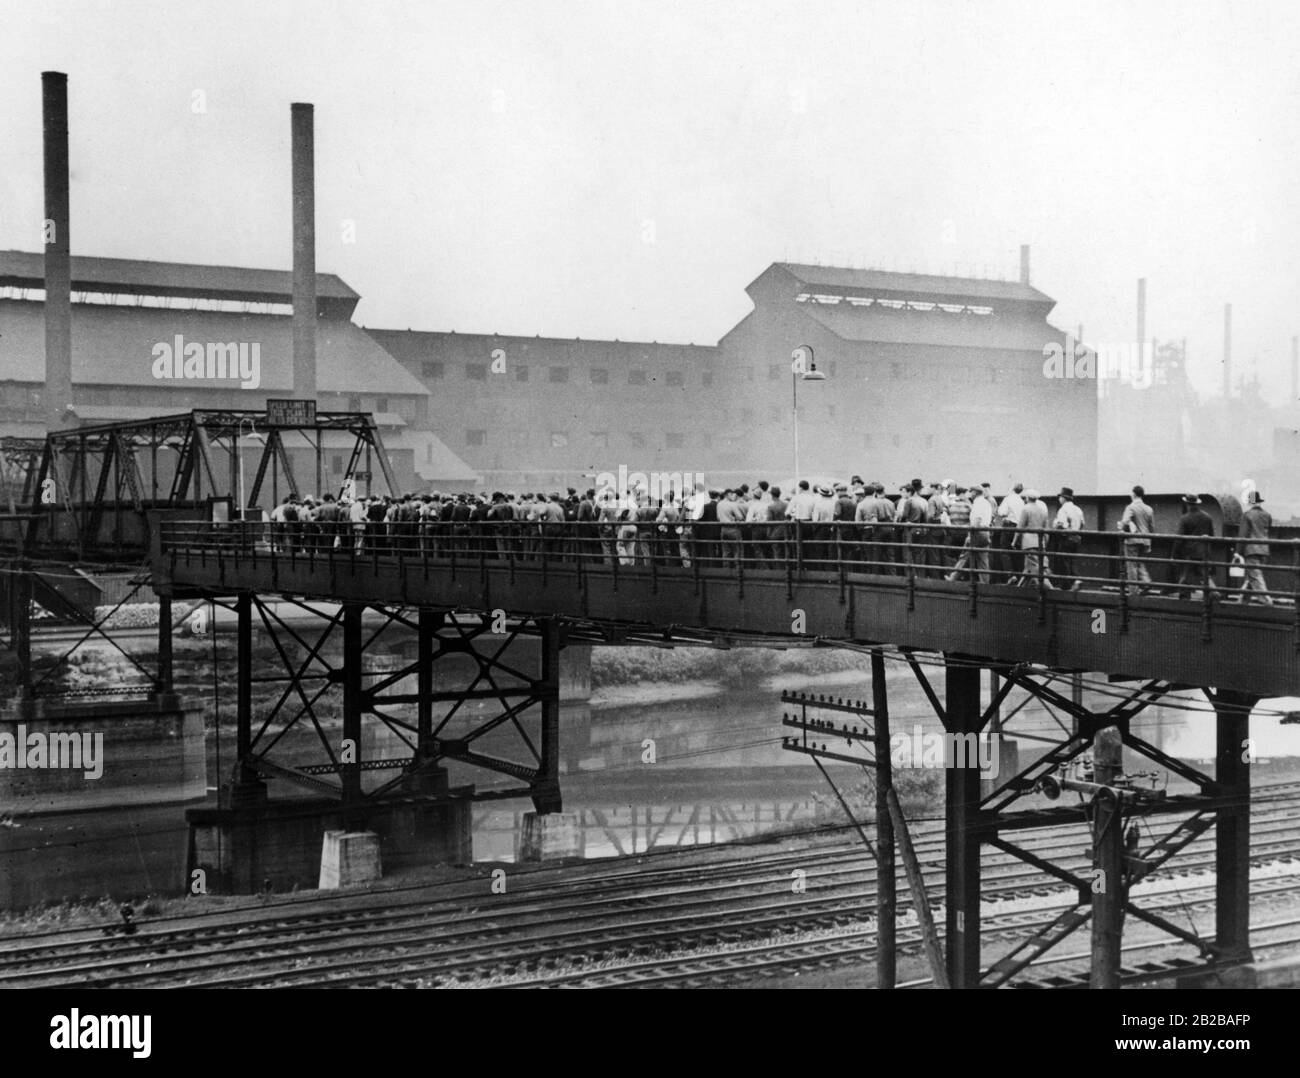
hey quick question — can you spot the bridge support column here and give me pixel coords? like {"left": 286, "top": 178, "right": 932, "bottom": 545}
{"left": 518, "top": 619, "right": 579, "bottom": 862}
{"left": 944, "top": 659, "right": 983, "bottom": 989}
{"left": 228, "top": 591, "right": 265, "bottom": 810}
{"left": 341, "top": 602, "right": 364, "bottom": 827}
{"left": 12, "top": 566, "right": 32, "bottom": 707}
{"left": 402, "top": 607, "right": 449, "bottom": 795}
{"left": 1213, "top": 689, "right": 1255, "bottom": 961}
{"left": 872, "top": 648, "right": 896, "bottom": 989}
{"left": 156, "top": 593, "right": 173, "bottom": 697}
{"left": 532, "top": 618, "right": 562, "bottom": 814}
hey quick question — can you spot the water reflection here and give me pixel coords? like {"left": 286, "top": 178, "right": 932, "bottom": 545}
{"left": 4, "top": 658, "right": 1300, "bottom": 910}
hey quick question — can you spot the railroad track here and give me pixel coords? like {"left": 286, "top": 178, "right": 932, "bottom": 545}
{"left": 5, "top": 780, "right": 1300, "bottom": 989}
{"left": 290, "top": 876, "right": 1300, "bottom": 990}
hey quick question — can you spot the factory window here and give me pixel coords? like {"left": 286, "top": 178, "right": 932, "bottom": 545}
{"left": 348, "top": 396, "right": 361, "bottom": 411}
{"left": 466, "top": 363, "right": 488, "bottom": 381}
{"left": 550, "top": 431, "right": 569, "bottom": 448}
{"left": 630, "top": 431, "right": 647, "bottom": 448}
{"left": 665, "top": 433, "right": 685, "bottom": 449}
{"left": 331, "top": 454, "right": 344, "bottom": 473}
{"left": 422, "top": 361, "right": 444, "bottom": 380}
{"left": 701, "top": 432, "right": 712, "bottom": 449}
{"left": 665, "top": 371, "right": 685, "bottom": 387}
{"left": 591, "top": 431, "right": 609, "bottom": 449}
{"left": 466, "top": 430, "right": 486, "bottom": 446}
{"left": 376, "top": 398, "right": 389, "bottom": 414}
{"left": 549, "top": 366, "right": 570, "bottom": 384}
{"left": 629, "top": 369, "right": 648, "bottom": 385}
{"left": 515, "top": 365, "right": 529, "bottom": 382}
{"left": 890, "top": 363, "right": 902, "bottom": 380}
{"left": 591, "top": 368, "right": 610, "bottom": 385}
{"left": 702, "top": 372, "right": 715, "bottom": 388}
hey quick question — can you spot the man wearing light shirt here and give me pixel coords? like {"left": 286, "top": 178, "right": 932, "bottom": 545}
{"left": 1052, "top": 486, "right": 1085, "bottom": 590}
{"left": 948, "top": 482, "right": 992, "bottom": 583}
{"left": 717, "top": 488, "right": 748, "bottom": 568}
{"left": 1119, "top": 484, "right": 1154, "bottom": 590}
{"left": 745, "top": 488, "right": 769, "bottom": 559}
{"left": 995, "top": 482, "right": 1025, "bottom": 582}
{"left": 1016, "top": 489, "right": 1051, "bottom": 586}
{"left": 787, "top": 480, "right": 816, "bottom": 522}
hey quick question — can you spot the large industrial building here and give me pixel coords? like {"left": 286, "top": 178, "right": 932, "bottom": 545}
{"left": 0, "top": 250, "right": 478, "bottom": 493}
{"left": 371, "top": 258, "right": 1096, "bottom": 493}
{"left": 1, "top": 249, "right": 1096, "bottom": 496}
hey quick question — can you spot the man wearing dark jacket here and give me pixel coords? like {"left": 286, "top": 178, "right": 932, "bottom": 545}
{"left": 697, "top": 489, "right": 720, "bottom": 566}
{"left": 1173, "top": 494, "right": 1216, "bottom": 595}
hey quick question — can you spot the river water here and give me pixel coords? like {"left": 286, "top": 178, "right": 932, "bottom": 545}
{"left": 3, "top": 632, "right": 1300, "bottom": 911}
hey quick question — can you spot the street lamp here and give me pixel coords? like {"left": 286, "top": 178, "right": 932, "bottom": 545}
{"left": 791, "top": 345, "right": 827, "bottom": 482}
{"left": 235, "top": 418, "right": 264, "bottom": 520}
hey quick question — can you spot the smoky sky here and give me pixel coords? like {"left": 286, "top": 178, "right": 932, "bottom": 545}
{"left": 2, "top": 0, "right": 1296, "bottom": 398}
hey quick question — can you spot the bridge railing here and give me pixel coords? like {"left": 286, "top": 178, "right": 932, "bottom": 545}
{"left": 158, "top": 518, "right": 1300, "bottom": 609}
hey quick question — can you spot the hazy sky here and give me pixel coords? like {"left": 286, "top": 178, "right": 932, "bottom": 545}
{"left": 3, "top": 0, "right": 1297, "bottom": 397}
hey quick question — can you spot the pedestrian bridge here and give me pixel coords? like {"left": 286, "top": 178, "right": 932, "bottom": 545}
{"left": 151, "top": 520, "right": 1300, "bottom": 698}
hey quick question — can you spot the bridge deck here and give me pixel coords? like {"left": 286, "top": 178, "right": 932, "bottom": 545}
{"left": 151, "top": 523, "right": 1300, "bottom": 698}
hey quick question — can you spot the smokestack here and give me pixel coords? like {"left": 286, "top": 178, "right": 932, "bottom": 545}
{"left": 291, "top": 102, "right": 317, "bottom": 401}
{"left": 42, "top": 72, "right": 73, "bottom": 429}
{"left": 1019, "top": 244, "right": 1030, "bottom": 285}
{"left": 1223, "top": 303, "right": 1232, "bottom": 398}
{"left": 1136, "top": 278, "right": 1146, "bottom": 345}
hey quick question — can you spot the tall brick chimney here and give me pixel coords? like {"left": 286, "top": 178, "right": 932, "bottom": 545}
{"left": 42, "top": 71, "right": 73, "bottom": 429}
{"left": 291, "top": 102, "right": 317, "bottom": 401}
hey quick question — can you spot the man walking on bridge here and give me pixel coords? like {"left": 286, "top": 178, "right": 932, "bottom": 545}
{"left": 1173, "top": 494, "right": 1216, "bottom": 598}
{"left": 1016, "top": 489, "right": 1051, "bottom": 586}
{"left": 1119, "top": 485, "right": 1154, "bottom": 591}
{"left": 1235, "top": 490, "right": 1274, "bottom": 604}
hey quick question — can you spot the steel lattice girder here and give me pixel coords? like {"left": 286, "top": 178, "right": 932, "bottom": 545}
{"left": 890, "top": 662, "right": 1257, "bottom": 988}
{"left": 1, "top": 409, "right": 397, "bottom": 560}
{"left": 223, "top": 597, "right": 563, "bottom": 807}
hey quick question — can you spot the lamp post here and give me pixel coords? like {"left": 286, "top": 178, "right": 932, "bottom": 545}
{"left": 235, "top": 418, "right": 262, "bottom": 520}
{"left": 791, "top": 345, "right": 827, "bottom": 481}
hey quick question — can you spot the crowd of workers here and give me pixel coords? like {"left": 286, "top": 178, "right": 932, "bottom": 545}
{"left": 256, "top": 477, "right": 1278, "bottom": 603}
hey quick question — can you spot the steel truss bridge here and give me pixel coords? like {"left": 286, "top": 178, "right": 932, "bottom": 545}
{"left": 2, "top": 410, "right": 1298, "bottom": 988}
